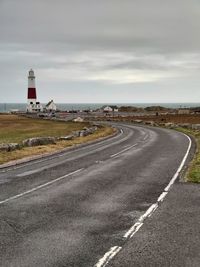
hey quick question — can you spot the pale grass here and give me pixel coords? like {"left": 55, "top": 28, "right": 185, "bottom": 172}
{"left": 0, "top": 114, "right": 90, "bottom": 143}
{"left": 0, "top": 126, "right": 115, "bottom": 164}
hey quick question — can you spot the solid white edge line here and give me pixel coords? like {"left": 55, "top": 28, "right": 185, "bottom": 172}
{"left": 164, "top": 133, "right": 192, "bottom": 192}
{"left": 0, "top": 168, "right": 84, "bottom": 205}
{"left": 94, "top": 246, "right": 122, "bottom": 267}
{"left": 94, "top": 132, "right": 192, "bottom": 267}
{"left": 124, "top": 132, "right": 192, "bottom": 239}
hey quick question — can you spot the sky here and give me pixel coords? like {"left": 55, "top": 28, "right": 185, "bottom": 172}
{"left": 1, "top": 0, "right": 200, "bottom": 103}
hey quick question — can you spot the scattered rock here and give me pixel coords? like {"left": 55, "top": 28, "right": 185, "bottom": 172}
{"left": 72, "top": 131, "right": 81, "bottom": 137}
{"left": 0, "top": 143, "right": 20, "bottom": 152}
{"left": 164, "top": 122, "right": 176, "bottom": 128}
{"left": 22, "top": 137, "right": 56, "bottom": 147}
{"left": 133, "top": 120, "right": 143, "bottom": 123}
{"left": 144, "top": 121, "right": 156, "bottom": 126}
{"left": 57, "top": 135, "right": 74, "bottom": 141}
{"left": 191, "top": 124, "right": 200, "bottom": 130}
{"left": 177, "top": 123, "right": 191, "bottom": 129}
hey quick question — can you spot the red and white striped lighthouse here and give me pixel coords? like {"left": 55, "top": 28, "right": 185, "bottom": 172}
{"left": 27, "top": 69, "right": 37, "bottom": 105}
{"left": 26, "top": 69, "right": 43, "bottom": 112}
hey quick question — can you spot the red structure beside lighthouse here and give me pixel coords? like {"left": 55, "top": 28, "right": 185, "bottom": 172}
{"left": 26, "top": 69, "right": 43, "bottom": 112}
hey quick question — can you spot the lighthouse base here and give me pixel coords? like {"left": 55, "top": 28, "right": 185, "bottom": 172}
{"left": 27, "top": 102, "right": 43, "bottom": 113}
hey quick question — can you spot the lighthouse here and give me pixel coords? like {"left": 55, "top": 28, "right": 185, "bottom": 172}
{"left": 26, "top": 69, "right": 43, "bottom": 113}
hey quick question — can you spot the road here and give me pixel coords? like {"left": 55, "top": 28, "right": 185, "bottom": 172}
{"left": 0, "top": 123, "right": 192, "bottom": 267}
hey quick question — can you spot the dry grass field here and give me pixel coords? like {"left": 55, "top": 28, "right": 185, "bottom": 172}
{"left": 0, "top": 114, "right": 91, "bottom": 143}
{"left": 0, "top": 114, "right": 115, "bottom": 164}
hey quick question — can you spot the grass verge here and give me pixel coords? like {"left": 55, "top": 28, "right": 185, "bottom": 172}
{"left": 0, "top": 114, "right": 91, "bottom": 143}
{"left": 175, "top": 127, "right": 200, "bottom": 183}
{"left": 0, "top": 114, "right": 116, "bottom": 165}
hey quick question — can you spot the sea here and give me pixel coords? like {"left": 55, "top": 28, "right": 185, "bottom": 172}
{"left": 1, "top": 103, "right": 200, "bottom": 112}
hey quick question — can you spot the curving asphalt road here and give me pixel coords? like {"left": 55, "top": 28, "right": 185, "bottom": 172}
{"left": 0, "top": 123, "right": 192, "bottom": 267}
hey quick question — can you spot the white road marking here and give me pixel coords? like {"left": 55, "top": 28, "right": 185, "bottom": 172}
{"left": 164, "top": 133, "right": 192, "bottom": 192}
{"left": 124, "top": 222, "right": 144, "bottom": 239}
{"left": 143, "top": 135, "right": 148, "bottom": 141}
{"left": 124, "top": 203, "right": 158, "bottom": 239}
{"left": 110, "top": 143, "right": 138, "bottom": 158}
{"left": 0, "top": 168, "right": 84, "bottom": 205}
{"left": 157, "top": 192, "right": 168, "bottom": 202}
{"left": 16, "top": 167, "right": 48, "bottom": 177}
{"left": 0, "top": 127, "right": 125, "bottom": 174}
{"left": 94, "top": 246, "right": 122, "bottom": 267}
{"left": 95, "top": 132, "right": 192, "bottom": 267}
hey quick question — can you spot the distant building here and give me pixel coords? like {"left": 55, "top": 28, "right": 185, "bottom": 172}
{"left": 74, "top": 117, "right": 84, "bottom": 122}
{"left": 178, "top": 109, "right": 190, "bottom": 115}
{"left": 103, "top": 105, "right": 118, "bottom": 112}
{"left": 45, "top": 100, "right": 57, "bottom": 112}
{"left": 26, "top": 69, "right": 43, "bottom": 113}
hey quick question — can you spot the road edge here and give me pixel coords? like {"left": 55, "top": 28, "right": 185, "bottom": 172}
{"left": 94, "top": 130, "right": 193, "bottom": 267}
{"left": 0, "top": 126, "right": 119, "bottom": 170}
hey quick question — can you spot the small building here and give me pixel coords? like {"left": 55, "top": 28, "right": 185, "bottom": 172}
{"left": 45, "top": 100, "right": 57, "bottom": 112}
{"left": 103, "top": 105, "right": 118, "bottom": 113}
{"left": 74, "top": 117, "right": 84, "bottom": 122}
{"left": 178, "top": 109, "right": 190, "bottom": 115}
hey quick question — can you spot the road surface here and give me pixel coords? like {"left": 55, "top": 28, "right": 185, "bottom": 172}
{"left": 0, "top": 123, "right": 192, "bottom": 267}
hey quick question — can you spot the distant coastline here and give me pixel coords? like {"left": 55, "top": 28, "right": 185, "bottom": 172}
{"left": 1, "top": 103, "right": 200, "bottom": 112}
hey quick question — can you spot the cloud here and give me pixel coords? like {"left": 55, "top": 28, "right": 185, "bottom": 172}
{"left": 1, "top": 0, "right": 200, "bottom": 102}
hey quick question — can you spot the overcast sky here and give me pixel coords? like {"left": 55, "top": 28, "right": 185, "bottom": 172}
{"left": 1, "top": 0, "right": 200, "bottom": 103}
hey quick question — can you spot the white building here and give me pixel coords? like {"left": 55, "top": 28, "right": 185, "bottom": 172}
{"left": 45, "top": 100, "right": 57, "bottom": 112}
{"left": 178, "top": 109, "right": 190, "bottom": 115}
{"left": 103, "top": 105, "right": 118, "bottom": 112}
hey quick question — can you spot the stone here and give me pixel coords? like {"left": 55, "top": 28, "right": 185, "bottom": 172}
{"left": 0, "top": 143, "right": 20, "bottom": 152}
{"left": 191, "top": 124, "right": 200, "bottom": 130}
{"left": 133, "top": 120, "right": 143, "bottom": 123}
{"left": 73, "top": 117, "right": 84, "bottom": 122}
{"left": 57, "top": 135, "right": 74, "bottom": 141}
{"left": 164, "top": 122, "right": 176, "bottom": 128}
{"left": 177, "top": 123, "right": 191, "bottom": 129}
{"left": 22, "top": 137, "right": 56, "bottom": 147}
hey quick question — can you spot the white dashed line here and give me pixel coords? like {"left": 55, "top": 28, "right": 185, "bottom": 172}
{"left": 110, "top": 143, "right": 137, "bottom": 158}
{"left": 94, "top": 132, "right": 192, "bottom": 267}
{"left": 124, "top": 203, "right": 158, "bottom": 239}
{"left": 94, "top": 246, "right": 122, "bottom": 267}
{"left": 0, "top": 168, "right": 84, "bottom": 205}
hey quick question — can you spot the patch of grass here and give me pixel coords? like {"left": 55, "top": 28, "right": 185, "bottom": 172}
{"left": 175, "top": 127, "right": 200, "bottom": 183}
{"left": 0, "top": 114, "right": 115, "bottom": 164}
{"left": 0, "top": 114, "right": 91, "bottom": 143}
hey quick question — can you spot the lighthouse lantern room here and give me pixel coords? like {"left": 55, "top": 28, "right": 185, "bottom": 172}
{"left": 26, "top": 69, "right": 43, "bottom": 113}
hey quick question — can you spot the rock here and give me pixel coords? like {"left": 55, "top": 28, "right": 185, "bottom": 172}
{"left": 144, "top": 121, "right": 155, "bottom": 126}
{"left": 72, "top": 131, "right": 81, "bottom": 137}
{"left": 79, "top": 130, "right": 87, "bottom": 137}
{"left": 133, "top": 120, "right": 143, "bottom": 123}
{"left": 0, "top": 143, "right": 20, "bottom": 152}
{"left": 57, "top": 135, "right": 74, "bottom": 141}
{"left": 164, "top": 122, "right": 176, "bottom": 128}
{"left": 191, "top": 124, "right": 200, "bottom": 130}
{"left": 177, "top": 123, "right": 191, "bottom": 129}
{"left": 22, "top": 137, "right": 56, "bottom": 147}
